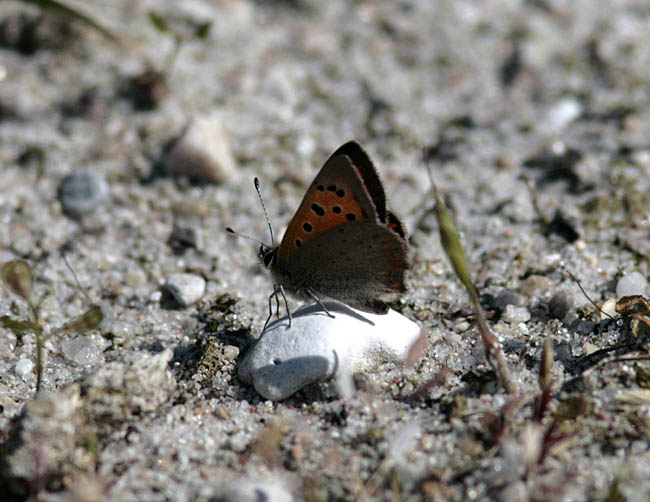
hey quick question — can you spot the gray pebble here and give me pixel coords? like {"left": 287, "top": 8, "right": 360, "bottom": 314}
{"left": 575, "top": 321, "right": 596, "bottom": 336}
{"left": 548, "top": 291, "right": 571, "bottom": 320}
{"left": 495, "top": 290, "right": 522, "bottom": 311}
{"left": 239, "top": 302, "right": 421, "bottom": 400}
{"left": 58, "top": 169, "right": 109, "bottom": 219}
{"left": 164, "top": 273, "right": 206, "bottom": 307}
{"left": 616, "top": 271, "right": 647, "bottom": 298}
{"left": 168, "top": 225, "right": 200, "bottom": 254}
{"left": 60, "top": 336, "right": 102, "bottom": 366}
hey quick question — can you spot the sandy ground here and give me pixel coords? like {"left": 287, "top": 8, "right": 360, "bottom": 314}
{"left": 1, "top": 0, "right": 650, "bottom": 500}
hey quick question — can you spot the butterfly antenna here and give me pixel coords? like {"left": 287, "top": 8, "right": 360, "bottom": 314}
{"left": 225, "top": 227, "right": 268, "bottom": 247}
{"left": 254, "top": 177, "right": 275, "bottom": 246}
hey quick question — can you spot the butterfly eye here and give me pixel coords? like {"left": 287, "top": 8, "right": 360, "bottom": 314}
{"left": 259, "top": 246, "right": 276, "bottom": 268}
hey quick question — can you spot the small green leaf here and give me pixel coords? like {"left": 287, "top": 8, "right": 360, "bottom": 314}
{"left": 433, "top": 190, "right": 477, "bottom": 300}
{"left": 148, "top": 11, "right": 171, "bottom": 34}
{"left": 64, "top": 305, "right": 103, "bottom": 333}
{"left": 0, "top": 316, "right": 35, "bottom": 334}
{"left": 2, "top": 260, "right": 33, "bottom": 299}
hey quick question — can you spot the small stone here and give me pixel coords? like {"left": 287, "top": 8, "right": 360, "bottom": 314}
{"left": 222, "top": 345, "right": 240, "bottom": 361}
{"left": 15, "top": 358, "right": 33, "bottom": 379}
{"left": 163, "top": 114, "right": 236, "bottom": 184}
{"left": 553, "top": 341, "right": 572, "bottom": 362}
{"left": 521, "top": 275, "right": 552, "bottom": 298}
{"left": 227, "top": 432, "right": 249, "bottom": 453}
{"left": 81, "top": 348, "right": 175, "bottom": 426}
{"left": 0, "top": 331, "right": 18, "bottom": 353}
{"left": 495, "top": 290, "right": 522, "bottom": 311}
{"left": 58, "top": 169, "right": 109, "bottom": 219}
{"left": 164, "top": 273, "right": 206, "bottom": 307}
{"left": 542, "top": 98, "right": 582, "bottom": 134}
{"left": 60, "top": 337, "right": 102, "bottom": 366}
{"left": 239, "top": 302, "right": 421, "bottom": 400}
{"left": 502, "top": 305, "right": 531, "bottom": 324}
{"left": 575, "top": 321, "right": 596, "bottom": 336}
{"left": 168, "top": 225, "right": 199, "bottom": 255}
{"left": 125, "top": 265, "right": 147, "bottom": 288}
{"left": 548, "top": 291, "right": 571, "bottom": 320}
{"left": 600, "top": 298, "right": 618, "bottom": 319}
{"left": 616, "top": 271, "right": 647, "bottom": 298}
{"left": 451, "top": 319, "right": 470, "bottom": 333}
{"left": 223, "top": 476, "right": 293, "bottom": 502}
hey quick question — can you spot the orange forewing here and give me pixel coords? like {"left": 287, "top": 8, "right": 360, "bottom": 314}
{"left": 277, "top": 151, "right": 378, "bottom": 265}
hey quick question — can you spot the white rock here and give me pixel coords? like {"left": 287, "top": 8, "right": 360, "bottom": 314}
{"left": 502, "top": 305, "right": 531, "bottom": 324}
{"left": 223, "top": 476, "right": 293, "bottom": 502}
{"left": 163, "top": 114, "right": 236, "bottom": 184}
{"left": 15, "top": 358, "right": 34, "bottom": 379}
{"left": 239, "top": 302, "right": 422, "bottom": 400}
{"left": 616, "top": 271, "right": 647, "bottom": 298}
{"left": 61, "top": 337, "right": 102, "bottom": 366}
{"left": 600, "top": 298, "right": 618, "bottom": 320}
{"left": 542, "top": 98, "right": 582, "bottom": 134}
{"left": 165, "top": 273, "right": 206, "bottom": 307}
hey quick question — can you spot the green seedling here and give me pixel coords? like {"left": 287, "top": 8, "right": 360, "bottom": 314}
{"left": 427, "top": 167, "right": 518, "bottom": 395}
{"left": 1, "top": 259, "right": 103, "bottom": 394}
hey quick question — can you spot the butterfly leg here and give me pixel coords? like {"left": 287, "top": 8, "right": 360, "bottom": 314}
{"left": 263, "top": 290, "right": 276, "bottom": 331}
{"left": 264, "top": 285, "right": 293, "bottom": 330}
{"left": 278, "top": 285, "right": 292, "bottom": 327}
{"left": 303, "top": 288, "right": 336, "bottom": 319}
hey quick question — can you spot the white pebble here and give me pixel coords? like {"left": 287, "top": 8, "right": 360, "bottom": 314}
{"left": 15, "top": 358, "right": 34, "bottom": 379}
{"left": 163, "top": 114, "right": 237, "bottom": 184}
{"left": 165, "top": 273, "right": 206, "bottom": 307}
{"left": 239, "top": 302, "right": 421, "bottom": 400}
{"left": 600, "top": 298, "right": 618, "bottom": 319}
{"left": 542, "top": 98, "right": 582, "bottom": 134}
{"left": 223, "top": 476, "right": 293, "bottom": 502}
{"left": 616, "top": 271, "right": 647, "bottom": 298}
{"left": 502, "top": 305, "right": 531, "bottom": 324}
{"left": 61, "top": 337, "right": 102, "bottom": 366}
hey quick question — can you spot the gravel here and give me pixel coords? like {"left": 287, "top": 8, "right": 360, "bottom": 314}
{"left": 2, "top": 0, "right": 650, "bottom": 501}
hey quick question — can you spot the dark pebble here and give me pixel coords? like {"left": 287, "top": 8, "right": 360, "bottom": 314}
{"left": 549, "top": 291, "right": 572, "bottom": 320}
{"left": 58, "top": 170, "right": 109, "bottom": 219}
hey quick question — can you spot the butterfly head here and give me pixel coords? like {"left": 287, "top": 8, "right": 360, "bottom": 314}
{"left": 259, "top": 244, "right": 277, "bottom": 270}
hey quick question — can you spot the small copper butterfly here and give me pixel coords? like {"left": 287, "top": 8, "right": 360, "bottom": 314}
{"left": 254, "top": 141, "right": 409, "bottom": 322}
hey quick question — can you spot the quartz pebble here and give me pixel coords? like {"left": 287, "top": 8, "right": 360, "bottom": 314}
{"left": 616, "top": 271, "right": 647, "bottom": 298}
{"left": 163, "top": 114, "right": 237, "bottom": 184}
{"left": 239, "top": 302, "right": 421, "bottom": 400}
{"left": 164, "top": 273, "right": 206, "bottom": 307}
{"left": 58, "top": 169, "right": 109, "bottom": 219}
{"left": 15, "top": 358, "right": 33, "bottom": 379}
{"left": 542, "top": 98, "right": 582, "bottom": 134}
{"left": 61, "top": 337, "right": 102, "bottom": 366}
{"left": 502, "top": 305, "right": 531, "bottom": 324}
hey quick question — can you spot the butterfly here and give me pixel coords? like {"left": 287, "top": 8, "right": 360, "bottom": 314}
{"left": 257, "top": 141, "right": 409, "bottom": 323}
